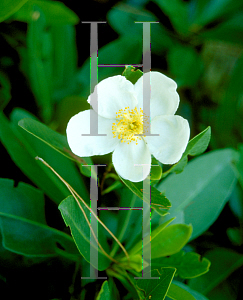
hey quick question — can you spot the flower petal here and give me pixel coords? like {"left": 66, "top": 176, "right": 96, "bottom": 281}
{"left": 145, "top": 115, "right": 190, "bottom": 164}
{"left": 134, "top": 71, "right": 179, "bottom": 120}
{"left": 88, "top": 75, "right": 137, "bottom": 119}
{"left": 66, "top": 109, "right": 118, "bottom": 157}
{"left": 112, "top": 139, "right": 151, "bottom": 182}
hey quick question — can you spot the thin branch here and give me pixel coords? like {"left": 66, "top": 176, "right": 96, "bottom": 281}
{"left": 35, "top": 156, "right": 129, "bottom": 263}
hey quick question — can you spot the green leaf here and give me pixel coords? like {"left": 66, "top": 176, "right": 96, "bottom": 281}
{"left": 164, "top": 126, "right": 211, "bottom": 176}
{"left": 107, "top": 2, "right": 174, "bottom": 53}
{"left": 58, "top": 195, "right": 111, "bottom": 271}
{"left": 0, "top": 111, "right": 88, "bottom": 204}
{"left": 101, "top": 181, "right": 123, "bottom": 195}
{"left": 50, "top": 25, "right": 78, "bottom": 98}
{"left": 199, "top": 12, "right": 243, "bottom": 45}
{"left": 27, "top": 5, "right": 53, "bottom": 122}
{"left": 184, "top": 127, "right": 211, "bottom": 156}
{"left": 151, "top": 157, "right": 163, "bottom": 181}
{"left": 167, "top": 282, "right": 196, "bottom": 300}
{"left": 212, "top": 53, "right": 243, "bottom": 147}
{"left": 18, "top": 118, "right": 92, "bottom": 166}
{"left": 106, "top": 267, "right": 140, "bottom": 298}
{"left": 119, "top": 254, "right": 144, "bottom": 272}
{"left": 227, "top": 227, "right": 242, "bottom": 246}
{"left": 189, "top": 248, "right": 243, "bottom": 295}
{"left": 107, "top": 278, "right": 120, "bottom": 300}
{"left": 167, "top": 45, "right": 204, "bottom": 87}
{"left": 152, "top": 251, "right": 211, "bottom": 279}
{"left": 229, "top": 184, "right": 243, "bottom": 221}
{"left": 167, "top": 156, "right": 188, "bottom": 175}
{"left": 19, "top": 118, "right": 71, "bottom": 157}
{"left": 11, "top": 107, "right": 38, "bottom": 123}
{"left": 0, "top": 179, "right": 45, "bottom": 223}
{"left": 0, "top": 71, "right": 11, "bottom": 110}
{"left": 152, "top": 0, "right": 190, "bottom": 35}
{"left": 205, "top": 281, "right": 236, "bottom": 300}
{"left": 158, "top": 149, "right": 237, "bottom": 240}
{"left": 12, "top": 0, "right": 79, "bottom": 25}
{"left": 0, "top": 179, "right": 78, "bottom": 258}
{"left": 128, "top": 218, "right": 175, "bottom": 257}
{"left": 120, "top": 176, "right": 171, "bottom": 216}
{"left": 97, "top": 281, "right": 111, "bottom": 300}
{"left": 122, "top": 66, "right": 143, "bottom": 84}
{"left": 19, "top": 117, "right": 94, "bottom": 176}
{"left": 24, "top": 7, "right": 78, "bottom": 122}
{"left": 136, "top": 268, "right": 176, "bottom": 300}
{"left": 0, "top": 0, "right": 28, "bottom": 22}
{"left": 167, "top": 281, "right": 210, "bottom": 300}
{"left": 53, "top": 95, "right": 90, "bottom": 134}
{"left": 190, "top": 0, "right": 243, "bottom": 28}
{"left": 107, "top": 2, "right": 155, "bottom": 36}
{"left": 235, "top": 144, "right": 243, "bottom": 189}
{"left": 150, "top": 224, "right": 192, "bottom": 259}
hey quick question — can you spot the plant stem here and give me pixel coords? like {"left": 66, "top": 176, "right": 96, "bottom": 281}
{"left": 110, "top": 193, "right": 137, "bottom": 257}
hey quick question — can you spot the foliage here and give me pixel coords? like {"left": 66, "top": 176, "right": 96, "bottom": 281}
{"left": 1, "top": 0, "right": 243, "bottom": 299}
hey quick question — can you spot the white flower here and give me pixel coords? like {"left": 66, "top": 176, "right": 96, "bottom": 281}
{"left": 66, "top": 72, "right": 190, "bottom": 182}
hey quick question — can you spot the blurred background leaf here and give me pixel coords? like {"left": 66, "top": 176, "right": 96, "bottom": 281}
{"left": 11, "top": 0, "right": 79, "bottom": 25}
{"left": 0, "top": 0, "right": 28, "bottom": 22}
{"left": 158, "top": 149, "right": 238, "bottom": 240}
{"left": 0, "top": 71, "right": 11, "bottom": 110}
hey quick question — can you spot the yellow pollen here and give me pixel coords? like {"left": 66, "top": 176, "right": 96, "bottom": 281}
{"left": 112, "top": 107, "right": 149, "bottom": 145}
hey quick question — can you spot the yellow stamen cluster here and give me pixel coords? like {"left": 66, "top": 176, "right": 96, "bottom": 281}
{"left": 112, "top": 107, "right": 149, "bottom": 145}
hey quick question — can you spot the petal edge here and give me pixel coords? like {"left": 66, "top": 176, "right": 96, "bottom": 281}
{"left": 145, "top": 115, "right": 190, "bottom": 164}
{"left": 66, "top": 110, "right": 118, "bottom": 157}
{"left": 112, "top": 139, "right": 151, "bottom": 182}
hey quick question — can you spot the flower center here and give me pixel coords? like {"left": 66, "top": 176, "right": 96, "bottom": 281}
{"left": 112, "top": 107, "right": 148, "bottom": 145}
